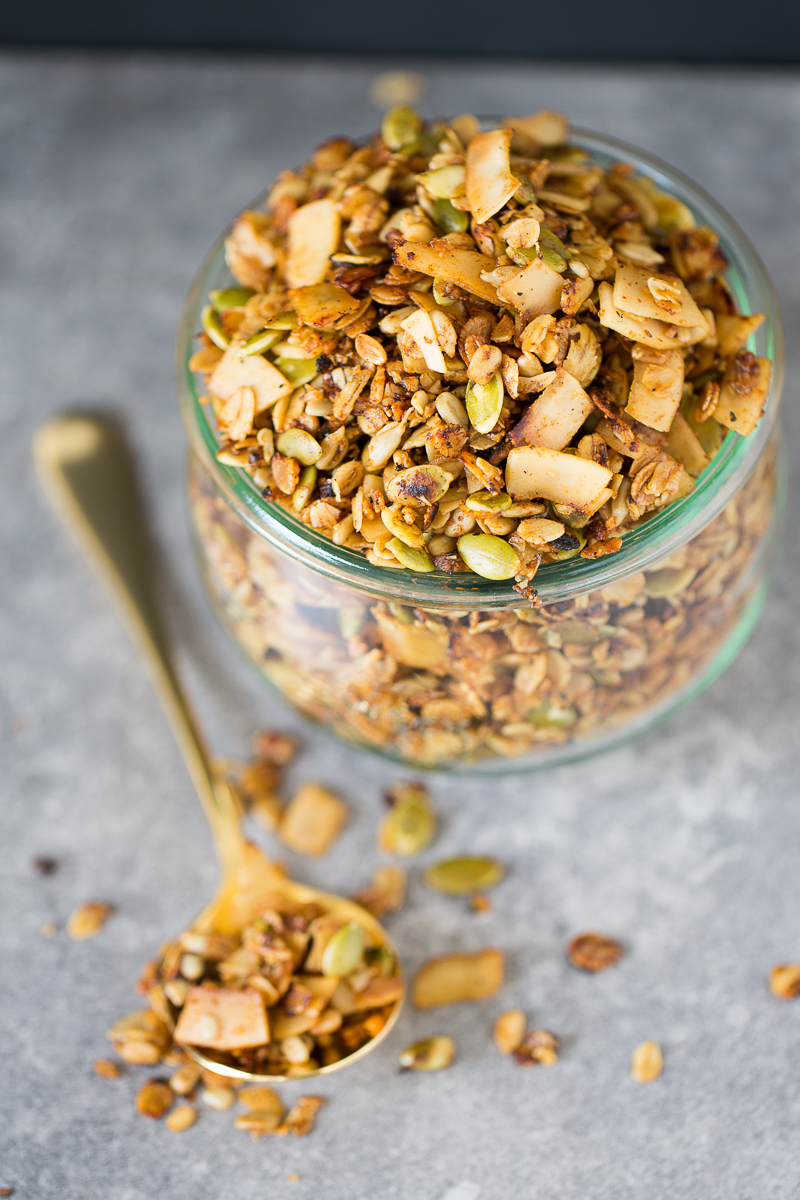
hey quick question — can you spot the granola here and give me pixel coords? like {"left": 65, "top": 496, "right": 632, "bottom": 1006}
{"left": 189, "top": 432, "right": 776, "bottom": 766}
{"left": 189, "top": 108, "right": 772, "bottom": 592}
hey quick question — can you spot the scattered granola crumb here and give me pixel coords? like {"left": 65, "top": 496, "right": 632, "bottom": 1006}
{"left": 0, "top": 1187, "right": 14, "bottom": 1196}
{"left": 136, "top": 1079, "right": 173, "bottom": 1118}
{"left": 280, "top": 1096, "right": 325, "bottom": 1137}
{"left": 287, "top": 1175, "right": 301, "bottom": 1182}
{"left": 166, "top": 1105, "right": 197, "bottom": 1132}
{"left": 33, "top": 856, "right": 58, "bottom": 875}
{"left": 94, "top": 1058, "right": 121, "bottom": 1079}
{"left": 67, "top": 901, "right": 113, "bottom": 940}
{"left": 470, "top": 893, "right": 492, "bottom": 913}
{"left": 513, "top": 1029, "right": 560, "bottom": 1066}
{"left": 567, "top": 932, "right": 623, "bottom": 972}
{"left": 252, "top": 730, "right": 298, "bottom": 765}
{"left": 353, "top": 865, "right": 406, "bottom": 916}
{"left": 39, "top": 921, "right": 58, "bottom": 939}
{"left": 630, "top": 1040, "right": 663, "bottom": 1082}
{"left": 493, "top": 1009, "right": 526, "bottom": 1055}
{"left": 769, "top": 963, "right": 800, "bottom": 999}
{"left": 278, "top": 782, "right": 348, "bottom": 856}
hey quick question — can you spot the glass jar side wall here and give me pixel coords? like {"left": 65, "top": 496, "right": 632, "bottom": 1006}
{"left": 188, "top": 435, "right": 779, "bottom": 772}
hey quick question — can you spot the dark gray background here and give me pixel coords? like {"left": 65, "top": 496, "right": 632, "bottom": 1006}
{"left": 1, "top": 54, "right": 799, "bottom": 1200}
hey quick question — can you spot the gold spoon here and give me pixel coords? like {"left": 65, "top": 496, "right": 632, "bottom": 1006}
{"left": 32, "top": 414, "right": 404, "bottom": 1081}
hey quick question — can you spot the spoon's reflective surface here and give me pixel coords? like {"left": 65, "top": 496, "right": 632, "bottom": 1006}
{"left": 33, "top": 415, "right": 404, "bottom": 1081}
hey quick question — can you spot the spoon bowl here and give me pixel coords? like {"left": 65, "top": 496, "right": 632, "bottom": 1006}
{"left": 33, "top": 414, "right": 404, "bottom": 1082}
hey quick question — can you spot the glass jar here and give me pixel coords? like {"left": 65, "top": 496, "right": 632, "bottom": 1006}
{"left": 177, "top": 129, "right": 784, "bottom": 772}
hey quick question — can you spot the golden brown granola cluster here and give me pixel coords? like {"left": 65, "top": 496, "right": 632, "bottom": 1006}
{"left": 190, "top": 107, "right": 771, "bottom": 595}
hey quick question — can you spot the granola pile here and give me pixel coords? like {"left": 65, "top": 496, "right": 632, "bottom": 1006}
{"left": 190, "top": 106, "right": 772, "bottom": 596}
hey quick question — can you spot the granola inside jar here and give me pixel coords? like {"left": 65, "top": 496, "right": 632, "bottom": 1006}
{"left": 177, "top": 121, "right": 783, "bottom": 771}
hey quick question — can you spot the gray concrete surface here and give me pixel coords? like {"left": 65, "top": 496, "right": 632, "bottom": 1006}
{"left": 1, "top": 52, "right": 800, "bottom": 1200}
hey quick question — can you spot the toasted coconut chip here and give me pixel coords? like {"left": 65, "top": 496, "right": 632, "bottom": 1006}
{"left": 714, "top": 353, "right": 772, "bottom": 437}
{"left": 598, "top": 282, "right": 708, "bottom": 350}
{"left": 625, "top": 350, "right": 684, "bottom": 433}
{"left": 612, "top": 265, "right": 708, "bottom": 330}
{"left": 496, "top": 258, "right": 565, "bottom": 321}
{"left": 510, "top": 367, "right": 594, "bottom": 451}
{"left": 208, "top": 344, "right": 293, "bottom": 413}
{"left": 465, "top": 128, "right": 517, "bottom": 224}
{"left": 715, "top": 311, "right": 765, "bottom": 356}
{"left": 285, "top": 198, "right": 340, "bottom": 288}
{"left": 393, "top": 240, "right": 499, "bottom": 304}
{"left": 506, "top": 445, "right": 612, "bottom": 509}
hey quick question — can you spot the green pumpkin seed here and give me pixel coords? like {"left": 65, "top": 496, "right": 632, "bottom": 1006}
{"left": 387, "top": 602, "right": 413, "bottom": 624}
{"left": 239, "top": 328, "right": 282, "bottom": 357}
{"left": 399, "top": 1035, "right": 455, "bottom": 1072}
{"left": 457, "top": 534, "right": 520, "bottom": 580}
{"left": 539, "top": 228, "right": 568, "bottom": 257}
{"left": 512, "top": 173, "right": 536, "bottom": 203}
{"left": 365, "top": 945, "right": 395, "bottom": 975}
{"left": 540, "top": 246, "right": 567, "bottom": 273}
{"left": 432, "top": 198, "right": 469, "bottom": 234}
{"left": 651, "top": 191, "right": 695, "bottom": 232}
{"left": 545, "top": 532, "right": 587, "bottom": 561}
{"left": 209, "top": 286, "right": 254, "bottom": 310}
{"left": 643, "top": 566, "right": 695, "bottom": 598}
{"left": 291, "top": 464, "right": 317, "bottom": 510}
{"left": 200, "top": 304, "right": 230, "bottom": 350}
{"left": 464, "top": 490, "right": 512, "bottom": 513}
{"left": 379, "top": 786, "right": 436, "bottom": 857}
{"left": 388, "top": 538, "right": 435, "bottom": 572}
{"left": 276, "top": 429, "right": 322, "bottom": 465}
{"left": 424, "top": 856, "right": 504, "bottom": 895}
{"left": 418, "top": 164, "right": 466, "bottom": 198}
{"left": 321, "top": 922, "right": 365, "bottom": 977}
{"left": 465, "top": 372, "right": 504, "bottom": 434}
{"left": 527, "top": 703, "right": 577, "bottom": 728}
{"left": 432, "top": 278, "right": 457, "bottom": 307}
{"left": 273, "top": 357, "right": 318, "bottom": 386}
{"left": 264, "top": 311, "right": 299, "bottom": 330}
{"left": 381, "top": 104, "right": 423, "bottom": 152}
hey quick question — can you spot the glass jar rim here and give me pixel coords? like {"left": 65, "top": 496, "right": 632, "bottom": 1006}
{"left": 176, "top": 125, "right": 784, "bottom": 610}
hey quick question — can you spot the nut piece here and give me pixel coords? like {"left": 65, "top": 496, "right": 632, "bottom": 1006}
{"left": 239, "top": 1086, "right": 283, "bottom": 1114}
{"left": 567, "top": 932, "right": 623, "bottom": 973}
{"left": 769, "top": 963, "right": 800, "bottom": 999}
{"left": 353, "top": 865, "right": 407, "bottom": 916}
{"left": 399, "top": 1035, "right": 456, "bottom": 1071}
{"left": 493, "top": 1009, "right": 526, "bottom": 1055}
{"left": 201, "top": 1086, "right": 236, "bottom": 1111}
{"left": 165, "top": 1105, "right": 197, "bottom": 1133}
{"left": 513, "top": 1029, "right": 560, "bottom": 1066}
{"left": 281, "top": 1095, "right": 325, "bottom": 1136}
{"left": 413, "top": 949, "right": 504, "bottom": 1009}
{"left": 630, "top": 1040, "right": 663, "bottom": 1083}
{"left": 424, "top": 856, "right": 504, "bottom": 896}
{"left": 235, "top": 1110, "right": 283, "bottom": 1137}
{"left": 278, "top": 782, "right": 348, "bottom": 856}
{"left": 169, "top": 1061, "right": 202, "bottom": 1096}
{"left": 136, "top": 1079, "right": 173, "bottom": 1119}
{"left": 94, "top": 1058, "right": 120, "bottom": 1080}
{"left": 378, "top": 782, "right": 436, "bottom": 856}
{"left": 66, "top": 901, "right": 113, "bottom": 940}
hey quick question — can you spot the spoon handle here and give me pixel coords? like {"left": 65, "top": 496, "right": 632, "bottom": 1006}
{"left": 32, "top": 414, "right": 240, "bottom": 853}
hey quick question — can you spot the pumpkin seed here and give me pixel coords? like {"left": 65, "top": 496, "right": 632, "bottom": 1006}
{"left": 292, "top": 464, "right": 317, "bottom": 510}
{"left": 545, "top": 531, "right": 587, "bottom": 561}
{"left": 200, "top": 304, "right": 230, "bottom": 350}
{"left": 388, "top": 538, "right": 435, "bottom": 572}
{"left": 381, "top": 104, "right": 424, "bottom": 152}
{"left": 424, "top": 856, "right": 504, "bottom": 895}
{"left": 464, "top": 490, "right": 512, "bottom": 513}
{"left": 321, "top": 921, "right": 365, "bottom": 977}
{"left": 399, "top": 1035, "right": 455, "bottom": 1072}
{"left": 418, "top": 165, "right": 466, "bottom": 198}
{"left": 432, "top": 198, "right": 469, "bottom": 234}
{"left": 457, "top": 533, "right": 520, "bottom": 580}
{"left": 465, "top": 372, "right": 504, "bottom": 433}
{"left": 527, "top": 703, "right": 577, "bottom": 728}
{"left": 643, "top": 566, "right": 695, "bottom": 598}
{"left": 539, "top": 228, "right": 568, "bottom": 257}
{"left": 239, "top": 328, "right": 282, "bottom": 357}
{"left": 273, "top": 357, "right": 317, "bottom": 386}
{"left": 209, "top": 286, "right": 254, "bottom": 310}
{"left": 540, "top": 246, "right": 567, "bottom": 273}
{"left": 432, "top": 278, "right": 457, "bottom": 307}
{"left": 264, "top": 311, "right": 299, "bottom": 330}
{"left": 378, "top": 786, "right": 436, "bottom": 857}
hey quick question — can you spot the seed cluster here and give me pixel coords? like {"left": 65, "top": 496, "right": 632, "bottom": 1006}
{"left": 190, "top": 106, "right": 771, "bottom": 596}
